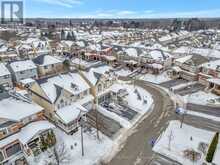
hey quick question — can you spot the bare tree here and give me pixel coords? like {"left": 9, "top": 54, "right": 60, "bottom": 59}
{"left": 47, "top": 142, "right": 71, "bottom": 165}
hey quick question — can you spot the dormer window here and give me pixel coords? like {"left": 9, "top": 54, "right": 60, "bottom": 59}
{"left": 71, "top": 83, "right": 79, "bottom": 91}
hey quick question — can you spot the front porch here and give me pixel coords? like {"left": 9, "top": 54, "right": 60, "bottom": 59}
{"left": 24, "top": 129, "right": 56, "bottom": 157}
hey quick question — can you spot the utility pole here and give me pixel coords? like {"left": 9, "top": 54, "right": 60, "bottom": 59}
{"left": 80, "top": 117, "right": 84, "bottom": 157}
{"left": 168, "top": 130, "right": 174, "bottom": 151}
{"left": 95, "top": 97, "right": 100, "bottom": 140}
{"left": 180, "top": 113, "right": 185, "bottom": 128}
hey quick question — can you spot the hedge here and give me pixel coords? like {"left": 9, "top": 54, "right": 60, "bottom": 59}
{"left": 206, "top": 132, "right": 219, "bottom": 163}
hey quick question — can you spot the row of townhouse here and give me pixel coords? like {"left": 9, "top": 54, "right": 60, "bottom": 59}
{"left": 0, "top": 54, "right": 65, "bottom": 88}
{"left": 111, "top": 45, "right": 173, "bottom": 73}
{"left": 0, "top": 87, "right": 56, "bottom": 165}
{"left": 0, "top": 37, "right": 52, "bottom": 62}
{"left": 170, "top": 54, "right": 220, "bottom": 95}
{"left": 28, "top": 65, "right": 118, "bottom": 134}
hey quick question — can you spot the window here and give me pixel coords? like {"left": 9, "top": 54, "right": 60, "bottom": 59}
{"left": 51, "top": 64, "right": 54, "bottom": 68}
{"left": 20, "top": 71, "right": 25, "bottom": 74}
{"left": 98, "top": 84, "right": 102, "bottom": 92}
{"left": 83, "top": 90, "right": 88, "bottom": 96}
{"left": 6, "top": 143, "right": 21, "bottom": 158}
{"left": 44, "top": 66, "right": 48, "bottom": 69}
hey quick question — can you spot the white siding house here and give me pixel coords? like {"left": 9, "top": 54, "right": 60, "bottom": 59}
{"left": 0, "top": 63, "right": 12, "bottom": 88}
{"left": 7, "top": 60, "right": 38, "bottom": 83}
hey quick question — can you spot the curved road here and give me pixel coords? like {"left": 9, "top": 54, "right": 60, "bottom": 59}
{"left": 108, "top": 80, "right": 176, "bottom": 165}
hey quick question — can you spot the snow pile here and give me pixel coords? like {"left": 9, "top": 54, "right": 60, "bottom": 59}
{"left": 153, "top": 120, "right": 215, "bottom": 165}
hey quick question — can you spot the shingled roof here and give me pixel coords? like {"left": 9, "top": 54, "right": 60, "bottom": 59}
{"left": 33, "top": 54, "right": 62, "bottom": 66}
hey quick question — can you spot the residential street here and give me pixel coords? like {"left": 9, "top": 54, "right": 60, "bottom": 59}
{"left": 108, "top": 80, "right": 176, "bottom": 165}
{"left": 108, "top": 80, "right": 220, "bottom": 165}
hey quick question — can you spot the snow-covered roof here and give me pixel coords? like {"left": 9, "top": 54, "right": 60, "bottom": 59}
{"left": 0, "top": 131, "right": 18, "bottom": 148}
{"left": 0, "top": 63, "right": 10, "bottom": 77}
{"left": 20, "top": 78, "right": 35, "bottom": 85}
{"left": 172, "top": 66, "right": 182, "bottom": 72}
{"left": 82, "top": 65, "right": 113, "bottom": 85}
{"left": 33, "top": 54, "right": 62, "bottom": 66}
{"left": 0, "top": 120, "right": 55, "bottom": 148}
{"left": 174, "top": 55, "right": 192, "bottom": 64}
{"left": 149, "top": 50, "right": 172, "bottom": 61}
{"left": 207, "top": 78, "right": 220, "bottom": 85}
{"left": 104, "top": 55, "right": 116, "bottom": 61}
{"left": 88, "top": 44, "right": 101, "bottom": 51}
{"left": 39, "top": 72, "right": 90, "bottom": 103}
{"left": 125, "top": 48, "right": 138, "bottom": 57}
{"left": 76, "top": 41, "right": 85, "bottom": 48}
{"left": 61, "top": 40, "right": 74, "bottom": 47}
{"left": 19, "top": 120, "right": 55, "bottom": 144}
{"left": 200, "top": 59, "right": 220, "bottom": 69}
{"left": 0, "top": 96, "right": 43, "bottom": 121}
{"left": 56, "top": 103, "right": 88, "bottom": 124}
{"left": 173, "top": 46, "right": 220, "bottom": 59}
{"left": 151, "top": 63, "right": 163, "bottom": 69}
{"left": 0, "top": 45, "right": 8, "bottom": 53}
{"left": 9, "top": 60, "right": 37, "bottom": 72}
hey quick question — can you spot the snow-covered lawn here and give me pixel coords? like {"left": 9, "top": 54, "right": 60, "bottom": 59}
{"left": 153, "top": 120, "right": 215, "bottom": 165}
{"left": 111, "top": 83, "right": 154, "bottom": 114}
{"left": 139, "top": 71, "right": 171, "bottom": 84}
{"left": 123, "top": 84, "right": 153, "bottom": 114}
{"left": 182, "top": 91, "right": 220, "bottom": 105}
{"left": 29, "top": 128, "right": 113, "bottom": 165}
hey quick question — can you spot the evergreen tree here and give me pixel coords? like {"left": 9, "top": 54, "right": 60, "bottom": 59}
{"left": 206, "top": 132, "right": 219, "bottom": 162}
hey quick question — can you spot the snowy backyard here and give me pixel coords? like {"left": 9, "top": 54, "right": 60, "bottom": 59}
{"left": 98, "top": 83, "right": 154, "bottom": 129}
{"left": 153, "top": 120, "right": 219, "bottom": 165}
{"left": 28, "top": 128, "right": 113, "bottom": 165}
